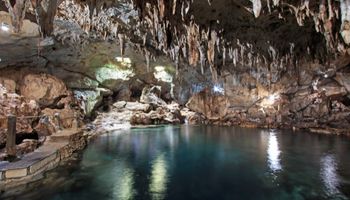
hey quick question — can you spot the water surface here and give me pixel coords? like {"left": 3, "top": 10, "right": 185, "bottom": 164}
{"left": 3, "top": 125, "right": 350, "bottom": 200}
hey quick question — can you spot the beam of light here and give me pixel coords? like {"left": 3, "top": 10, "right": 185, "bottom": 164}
{"left": 268, "top": 131, "right": 282, "bottom": 173}
{"left": 154, "top": 66, "right": 173, "bottom": 83}
{"left": 149, "top": 154, "right": 168, "bottom": 200}
{"left": 212, "top": 83, "right": 225, "bottom": 94}
{"left": 115, "top": 56, "right": 132, "bottom": 65}
{"left": 96, "top": 62, "right": 134, "bottom": 82}
{"left": 320, "top": 154, "right": 342, "bottom": 196}
{"left": 0, "top": 23, "right": 10, "bottom": 32}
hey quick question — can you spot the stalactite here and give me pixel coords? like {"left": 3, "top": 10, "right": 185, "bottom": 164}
{"left": 145, "top": 49, "right": 150, "bottom": 72}
{"left": 158, "top": 0, "right": 165, "bottom": 20}
{"left": 222, "top": 44, "right": 226, "bottom": 67}
{"left": 3, "top": 0, "right": 30, "bottom": 33}
{"left": 187, "top": 21, "right": 199, "bottom": 66}
{"left": 33, "top": 0, "right": 63, "bottom": 37}
{"left": 172, "top": 0, "right": 176, "bottom": 15}
{"left": 118, "top": 33, "right": 125, "bottom": 58}
{"left": 252, "top": 0, "right": 262, "bottom": 18}
{"left": 174, "top": 45, "right": 180, "bottom": 75}
{"left": 208, "top": 30, "right": 218, "bottom": 82}
{"left": 340, "top": 0, "right": 350, "bottom": 44}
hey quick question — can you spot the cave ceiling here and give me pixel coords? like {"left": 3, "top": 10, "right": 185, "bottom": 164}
{"left": 0, "top": 0, "right": 349, "bottom": 76}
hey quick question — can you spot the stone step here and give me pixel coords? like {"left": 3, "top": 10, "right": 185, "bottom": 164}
{"left": 49, "top": 129, "right": 82, "bottom": 143}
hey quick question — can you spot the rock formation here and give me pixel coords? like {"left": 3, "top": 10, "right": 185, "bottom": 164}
{"left": 0, "top": 73, "right": 83, "bottom": 158}
{"left": 0, "top": 0, "right": 350, "bottom": 136}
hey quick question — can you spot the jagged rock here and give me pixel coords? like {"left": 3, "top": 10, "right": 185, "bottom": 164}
{"left": 186, "top": 88, "right": 229, "bottom": 120}
{"left": 335, "top": 73, "right": 350, "bottom": 93}
{"left": 16, "top": 139, "right": 38, "bottom": 156}
{"left": 130, "top": 104, "right": 183, "bottom": 125}
{"left": 34, "top": 116, "right": 57, "bottom": 137}
{"left": 20, "top": 74, "right": 69, "bottom": 107}
{"left": 0, "top": 84, "right": 40, "bottom": 146}
{"left": 140, "top": 85, "right": 167, "bottom": 106}
{"left": 0, "top": 77, "right": 16, "bottom": 93}
{"left": 181, "top": 107, "right": 206, "bottom": 125}
{"left": 116, "top": 87, "right": 132, "bottom": 101}
{"left": 124, "top": 102, "right": 151, "bottom": 112}
{"left": 74, "top": 88, "right": 112, "bottom": 116}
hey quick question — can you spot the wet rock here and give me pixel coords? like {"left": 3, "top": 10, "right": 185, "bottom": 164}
{"left": 130, "top": 104, "right": 183, "bottom": 125}
{"left": 181, "top": 108, "right": 206, "bottom": 125}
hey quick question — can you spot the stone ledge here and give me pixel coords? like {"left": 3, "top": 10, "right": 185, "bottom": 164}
{"left": 5, "top": 168, "right": 27, "bottom": 179}
{"left": 29, "top": 152, "right": 57, "bottom": 174}
{"left": 0, "top": 128, "right": 85, "bottom": 189}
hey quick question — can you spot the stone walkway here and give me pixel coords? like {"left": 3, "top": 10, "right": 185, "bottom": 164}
{"left": 0, "top": 128, "right": 85, "bottom": 189}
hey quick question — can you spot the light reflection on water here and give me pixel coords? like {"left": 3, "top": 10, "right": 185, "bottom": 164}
{"left": 113, "top": 163, "right": 135, "bottom": 199}
{"left": 149, "top": 154, "right": 169, "bottom": 200}
{"left": 1, "top": 125, "right": 350, "bottom": 200}
{"left": 267, "top": 131, "right": 282, "bottom": 173}
{"left": 320, "top": 154, "right": 341, "bottom": 196}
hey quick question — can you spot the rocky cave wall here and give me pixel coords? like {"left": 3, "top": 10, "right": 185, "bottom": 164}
{"left": 0, "top": 0, "right": 350, "bottom": 134}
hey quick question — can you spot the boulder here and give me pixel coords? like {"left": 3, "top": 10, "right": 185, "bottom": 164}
{"left": 124, "top": 102, "right": 151, "bottom": 112}
{"left": 181, "top": 108, "right": 206, "bottom": 125}
{"left": 16, "top": 139, "right": 38, "bottom": 156}
{"left": 20, "top": 74, "right": 69, "bottom": 107}
{"left": 0, "top": 77, "right": 16, "bottom": 93}
{"left": 130, "top": 105, "right": 183, "bottom": 125}
{"left": 140, "top": 85, "right": 167, "bottom": 106}
{"left": 74, "top": 88, "right": 112, "bottom": 116}
{"left": 335, "top": 73, "right": 350, "bottom": 93}
{"left": 116, "top": 87, "right": 132, "bottom": 101}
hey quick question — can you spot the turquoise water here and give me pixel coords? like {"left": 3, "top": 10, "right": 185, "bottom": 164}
{"left": 3, "top": 125, "right": 350, "bottom": 200}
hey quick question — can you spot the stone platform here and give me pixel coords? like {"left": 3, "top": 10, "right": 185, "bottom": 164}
{"left": 0, "top": 128, "right": 86, "bottom": 190}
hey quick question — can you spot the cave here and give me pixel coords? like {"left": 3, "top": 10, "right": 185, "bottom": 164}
{"left": 1, "top": 0, "right": 350, "bottom": 199}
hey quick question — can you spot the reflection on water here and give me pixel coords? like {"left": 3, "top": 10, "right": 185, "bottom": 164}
{"left": 321, "top": 154, "right": 341, "bottom": 196}
{"left": 267, "top": 131, "right": 282, "bottom": 173}
{"left": 150, "top": 154, "right": 168, "bottom": 200}
{"left": 113, "top": 164, "right": 135, "bottom": 199}
{"left": 2, "top": 125, "right": 350, "bottom": 200}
